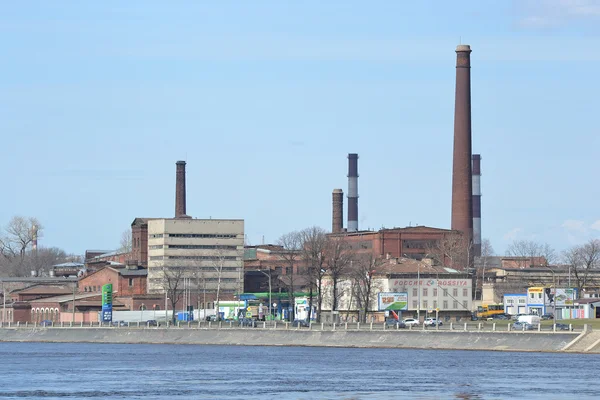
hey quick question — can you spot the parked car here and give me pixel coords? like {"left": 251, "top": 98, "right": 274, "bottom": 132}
{"left": 40, "top": 320, "right": 53, "bottom": 327}
{"left": 555, "top": 323, "right": 570, "bottom": 331}
{"left": 239, "top": 318, "right": 257, "bottom": 327}
{"left": 146, "top": 320, "right": 158, "bottom": 327}
{"left": 112, "top": 321, "right": 129, "bottom": 327}
{"left": 492, "top": 314, "right": 509, "bottom": 320}
{"left": 402, "top": 318, "right": 420, "bottom": 326}
{"left": 385, "top": 319, "right": 406, "bottom": 328}
{"left": 205, "top": 315, "right": 217, "bottom": 322}
{"left": 292, "top": 319, "right": 310, "bottom": 328}
{"left": 541, "top": 313, "right": 555, "bottom": 320}
{"left": 470, "top": 313, "right": 479, "bottom": 321}
{"left": 424, "top": 318, "right": 443, "bottom": 326}
{"left": 512, "top": 321, "right": 535, "bottom": 331}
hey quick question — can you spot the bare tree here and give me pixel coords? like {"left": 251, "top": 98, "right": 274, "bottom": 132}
{"left": 324, "top": 236, "right": 353, "bottom": 312}
{"left": 474, "top": 238, "right": 495, "bottom": 300}
{"left": 277, "top": 230, "right": 303, "bottom": 321}
{"left": 562, "top": 239, "right": 600, "bottom": 295}
{"left": 506, "top": 240, "right": 556, "bottom": 266}
{"left": 300, "top": 226, "right": 328, "bottom": 323}
{"left": 0, "top": 216, "right": 43, "bottom": 262}
{"left": 119, "top": 230, "right": 132, "bottom": 253}
{"left": 161, "top": 266, "right": 185, "bottom": 324}
{"left": 350, "top": 254, "right": 384, "bottom": 323}
{"left": 211, "top": 245, "right": 231, "bottom": 321}
{"left": 427, "top": 232, "right": 472, "bottom": 270}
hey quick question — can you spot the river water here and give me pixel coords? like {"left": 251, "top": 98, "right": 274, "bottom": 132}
{"left": 0, "top": 342, "right": 598, "bottom": 399}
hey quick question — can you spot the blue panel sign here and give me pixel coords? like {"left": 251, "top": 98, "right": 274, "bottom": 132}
{"left": 102, "top": 304, "right": 112, "bottom": 322}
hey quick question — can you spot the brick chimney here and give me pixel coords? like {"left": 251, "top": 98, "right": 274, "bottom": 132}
{"left": 175, "top": 161, "right": 187, "bottom": 218}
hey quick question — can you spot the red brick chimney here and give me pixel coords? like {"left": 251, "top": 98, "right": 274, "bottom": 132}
{"left": 175, "top": 161, "right": 187, "bottom": 218}
{"left": 451, "top": 45, "right": 473, "bottom": 242}
{"left": 332, "top": 189, "right": 344, "bottom": 233}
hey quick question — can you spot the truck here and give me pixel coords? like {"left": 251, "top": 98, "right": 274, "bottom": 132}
{"left": 517, "top": 315, "right": 540, "bottom": 327}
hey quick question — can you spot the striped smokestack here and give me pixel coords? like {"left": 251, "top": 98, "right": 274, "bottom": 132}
{"left": 332, "top": 189, "right": 344, "bottom": 233}
{"left": 347, "top": 153, "right": 359, "bottom": 232}
{"left": 175, "top": 161, "right": 187, "bottom": 218}
{"left": 472, "top": 154, "right": 481, "bottom": 257}
{"left": 451, "top": 45, "right": 473, "bottom": 244}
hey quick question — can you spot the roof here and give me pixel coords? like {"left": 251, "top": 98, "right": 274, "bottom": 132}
{"left": 0, "top": 277, "right": 78, "bottom": 283}
{"left": 29, "top": 292, "right": 100, "bottom": 303}
{"left": 53, "top": 262, "right": 85, "bottom": 268}
{"left": 574, "top": 298, "right": 600, "bottom": 305}
{"left": 12, "top": 285, "right": 72, "bottom": 296}
{"left": 118, "top": 269, "right": 147, "bottom": 277}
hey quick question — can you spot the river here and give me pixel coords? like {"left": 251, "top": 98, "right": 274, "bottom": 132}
{"left": 0, "top": 342, "right": 597, "bottom": 399}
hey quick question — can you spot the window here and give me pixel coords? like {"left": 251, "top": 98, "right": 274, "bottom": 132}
{"left": 285, "top": 267, "right": 292, "bottom": 275}
{"left": 149, "top": 245, "right": 163, "bottom": 250}
{"left": 423, "top": 288, "right": 428, "bottom": 297}
{"left": 453, "top": 288, "right": 458, "bottom": 297}
{"left": 139, "top": 304, "right": 147, "bottom": 311}
{"left": 149, "top": 234, "right": 163, "bottom": 239}
{"left": 167, "top": 233, "right": 237, "bottom": 239}
{"left": 443, "top": 300, "right": 448, "bottom": 309}
{"left": 530, "top": 293, "right": 535, "bottom": 299}
{"left": 507, "top": 299, "right": 514, "bottom": 304}
{"left": 453, "top": 300, "right": 458, "bottom": 309}
{"left": 412, "top": 300, "right": 417, "bottom": 309}
{"left": 423, "top": 300, "right": 428, "bottom": 309}
{"left": 149, "top": 256, "right": 164, "bottom": 261}
{"left": 518, "top": 298, "right": 526, "bottom": 304}
{"left": 538, "top": 293, "right": 542, "bottom": 299}
{"left": 463, "top": 288, "right": 468, "bottom": 297}
{"left": 433, "top": 288, "right": 437, "bottom": 297}
{"left": 275, "top": 266, "right": 282, "bottom": 274}
{"left": 167, "top": 244, "right": 237, "bottom": 250}
{"left": 154, "top": 305, "right": 160, "bottom": 310}
{"left": 433, "top": 300, "right": 437, "bottom": 309}
{"left": 412, "top": 288, "right": 418, "bottom": 297}
{"left": 129, "top": 278, "right": 134, "bottom": 287}
{"left": 443, "top": 289, "right": 448, "bottom": 297}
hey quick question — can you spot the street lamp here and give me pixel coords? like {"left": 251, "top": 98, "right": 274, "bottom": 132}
{"left": 545, "top": 266, "right": 557, "bottom": 327}
{"left": 257, "top": 269, "right": 272, "bottom": 321}
{"left": 404, "top": 254, "right": 420, "bottom": 321}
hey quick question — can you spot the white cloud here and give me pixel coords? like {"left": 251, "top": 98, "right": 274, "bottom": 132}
{"left": 517, "top": 0, "right": 600, "bottom": 29}
{"left": 591, "top": 220, "right": 600, "bottom": 231}
{"left": 503, "top": 228, "right": 522, "bottom": 241}
{"left": 562, "top": 219, "right": 587, "bottom": 233}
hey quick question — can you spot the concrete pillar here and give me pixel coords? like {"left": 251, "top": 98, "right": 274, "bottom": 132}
{"left": 345, "top": 322, "right": 348, "bottom": 330}
{"left": 492, "top": 323, "right": 496, "bottom": 331}
{"left": 81, "top": 321, "right": 84, "bottom": 328}
{"left": 321, "top": 322, "right": 324, "bottom": 331}
{"left": 464, "top": 323, "right": 467, "bottom": 331}
{"left": 570, "top": 324, "right": 573, "bottom": 332}
{"left": 357, "top": 322, "right": 360, "bottom": 330}
{"left": 332, "top": 323, "right": 336, "bottom": 331}
{"left": 478, "top": 323, "right": 481, "bottom": 330}
{"left": 538, "top": 324, "right": 541, "bottom": 332}
{"left": 285, "top": 322, "right": 289, "bottom": 330}
{"left": 370, "top": 322, "right": 373, "bottom": 330}
{"left": 208, "top": 321, "right": 211, "bottom": 329}
{"left": 263, "top": 322, "right": 266, "bottom": 329}
{"left": 507, "top": 324, "right": 511, "bottom": 331}
{"left": 274, "top": 322, "right": 277, "bottom": 329}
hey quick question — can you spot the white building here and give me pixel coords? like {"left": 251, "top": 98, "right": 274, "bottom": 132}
{"left": 146, "top": 218, "right": 244, "bottom": 306}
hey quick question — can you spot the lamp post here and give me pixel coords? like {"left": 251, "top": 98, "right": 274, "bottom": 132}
{"left": 404, "top": 254, "right": 420, "bottom": 321}
{"left": 258, "top": 269, "right": 272, "bottom": 321}
{"left": 545, "top": 266, "right": 557, "bottom": 327}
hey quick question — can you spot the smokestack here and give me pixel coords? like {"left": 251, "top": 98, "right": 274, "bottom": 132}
{"left": 31, "top": 225, "right": 38, "bottom": 252}
{"left": 451, "top": 45, "right": 473, "bottom": 243}
{"left": 332, "top": 189, "right": 344, "bottom": 233}
{"left": 347, "top": 153, "right": 359, "bottom": 232}
{"left": 175, "top": 161, "right": 187, "bottom": 218}
{"left": 472, "top": 154, "right": 481, "bottom": 257}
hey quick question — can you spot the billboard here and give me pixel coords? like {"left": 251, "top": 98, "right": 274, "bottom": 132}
{"left": 101, "top": 283, "right": 113, "bottom": 322}
{"left": 378, "top": 292, "right": 408, "bottom": 311}
{"left": 545, "top": 288, "right": 577, "bottom": 307}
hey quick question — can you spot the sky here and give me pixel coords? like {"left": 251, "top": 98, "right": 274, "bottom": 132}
{"left": 1, "top": 0, "right": 599, "bottom": 257}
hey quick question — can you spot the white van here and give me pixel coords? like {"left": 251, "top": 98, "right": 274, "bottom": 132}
{"left": 518, "top": 315, "right": 540, "bottom": 327}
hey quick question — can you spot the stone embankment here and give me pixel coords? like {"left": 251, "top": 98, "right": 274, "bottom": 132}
{"left": 0, "top": 326, "right": 581, "bottom": 353}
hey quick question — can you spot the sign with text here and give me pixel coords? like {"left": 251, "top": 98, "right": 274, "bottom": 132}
{"left": 390, "top": 279, "right": 470, "bottom": 289}
{"left": 101, "top": 283, "right": 113, "bottom": 323}
{"left": 378, "top": 292, "right": 408, "bottom": 311}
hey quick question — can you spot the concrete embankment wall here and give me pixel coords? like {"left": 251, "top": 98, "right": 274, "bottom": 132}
{"left": 0, "top": 328, "right": 578, "bottom": 352}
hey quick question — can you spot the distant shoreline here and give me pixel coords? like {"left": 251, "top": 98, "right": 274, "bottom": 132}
{"left": 0, "top": 327, "right": 585, "bottom": 354}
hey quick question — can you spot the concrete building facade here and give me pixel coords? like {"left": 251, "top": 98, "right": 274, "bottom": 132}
{"left": 147, "top": 218, "right": 245, "bottom": 304}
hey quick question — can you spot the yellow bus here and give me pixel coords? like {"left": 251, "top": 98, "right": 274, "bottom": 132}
{"left": 476, "top": 304, "right": 505, "bottom": 319}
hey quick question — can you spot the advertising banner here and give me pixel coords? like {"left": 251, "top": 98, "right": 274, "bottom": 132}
{"left": 545, "top": 288, "right": 577, "bottom": 307}
{"left": 378, "top": 292, "right": 408, "bottom": 311}
{"left": 101, "top": 283, "right": 113, "bottom": 323}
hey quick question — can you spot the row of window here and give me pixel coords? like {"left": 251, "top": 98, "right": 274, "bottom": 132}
{"left": 150, "top": 266, "right": 240, "bottom": 272}
{"left": 149, "top": 256, "right": 239, "bottom": 261}
{"left": 150, "top": 233, "right": 238, "bottom": 239}
{"left": 411, "top": 300, "right": 467, "bottom": 310}
{"left": 506, "top": 298, "right": 527, "bottom": 304}
{"left": 150, "top": 245, "right": 238, "bottom": 250}
{"left": 411, "top": 288, "right": 469, "bottom": 298}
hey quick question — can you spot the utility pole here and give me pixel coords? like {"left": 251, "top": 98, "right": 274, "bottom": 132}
{"left": 72, "top": 282, "right": 76, "bottom": 323}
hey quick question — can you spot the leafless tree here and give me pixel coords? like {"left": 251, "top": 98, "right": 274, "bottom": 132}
{"left": 211, "top": 244, "right": 232, "bottom": 321}
{"left": 0, "top": 216, "right": 43, "bottom": 262}
{"left": 350, "top": 253, "right": 385, "bottom": 323}
{"left": 562, "top": 239, "right": 600, "bottom": 295}
{"left": 119, "top": 229, "right": 132, "bottom": 253}
{"left": 506, "top": 240, "right": 556, "bottom": 266}
{"left": 300, "top": 226, "right": 328, "bottom": 322}
{"left": 427, "top": 232, "right": 472, "bottom": 270}
{"left": 161, "top": 266, "right": 185, "bottom": 324}
{"left": 474, "top": 238, "right": 495, "bottom": 300}
{"left": 277, "top": 230, "right": 303, "bottom": 321}
{"left": 324, "top": 236, "right": 353, "bottom": 312}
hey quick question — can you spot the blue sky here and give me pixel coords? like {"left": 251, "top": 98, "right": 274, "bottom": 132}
{"left": 1, "top": 1, "right": 599, "bottom": 256}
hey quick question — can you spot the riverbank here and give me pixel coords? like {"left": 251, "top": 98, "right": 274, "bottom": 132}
{"left": 0, "top": 327, "right": 583, "bottom": 353}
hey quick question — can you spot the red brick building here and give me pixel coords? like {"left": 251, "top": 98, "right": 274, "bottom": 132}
{"left": 78, "top": 265, "right": 147, "bottom": 296}
{"left": 10, "top": 284, "right": 73, "bottom": 302}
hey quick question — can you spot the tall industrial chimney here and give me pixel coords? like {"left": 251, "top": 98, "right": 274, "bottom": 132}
{"left": 332, "top": 189, "right": 344, "bottom": 233}
{"left": 175, "top": 160, "right": 187, "bottom": 218}
{"left": 451, "top": 45, "right": 473, "bottom": 243}
{"left": 347, "top": 153, "right": 359, "bottom": 232}
{"left": 472, "top": 154, "right": 481, "bottom": 257}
